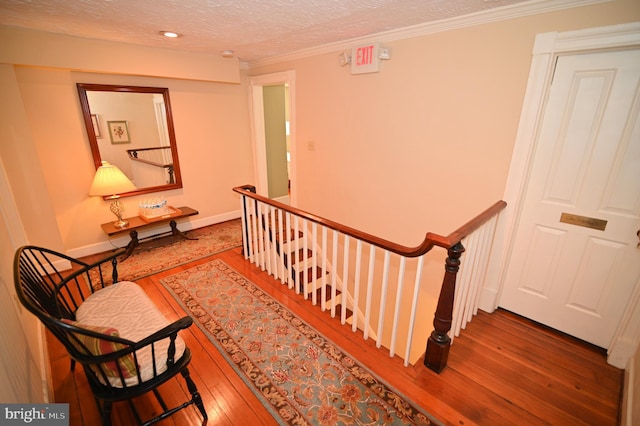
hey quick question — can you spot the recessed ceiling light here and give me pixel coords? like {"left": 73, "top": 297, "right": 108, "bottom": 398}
{"left": 160, "top": 31, "right": 180, "bottom": 38}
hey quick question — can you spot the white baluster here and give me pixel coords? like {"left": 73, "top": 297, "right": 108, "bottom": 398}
{"left": 302, "top": 219, "right": 309, "bottom": 299}
{"left": 264, "top": 206, "right": 273, "bottom": 277}
{"left": 376, "top": 250, "right": 391, "bottom": 349}
{"left": 363, "top": 245, "right": 375, "bottom": 340}
{"left": 240, "top": 196, "right": 249, "bottom": 260}
{"left": 452, "top": 232, "right": 476, "bottom": 340}
{"left": 352, "top": 240, "right": 363, "bottom": 332}
{"left": 256, "top": 202, "right": 266, "bottom": 270}
{"left": 321, "top": 226, "right": 328, "bottom": 311}
{"left": 248, "top": 199, "right": 258, "bottom": 266}
{"left": 294, "top": 216, "right": 301, "bottom": 294}
{"left": 277, "top": 208, "right": 286, "bottom": 283}
{"left": 341, "top": 236, "right": 350, "bottom": 325}
{"left": 311, "top": 222, "right": 318, "bottom": 305}
{"left": 285, "top": 212, "right": 294, "bottom": 289}
{"left": 331, "top": 230, "right": 339, "bottom": 317}
{"left": 390, "top": 256, "right": 406, "bottom": 357}
{"left": 404, "top": 255, "right": 424, "bottom": 366}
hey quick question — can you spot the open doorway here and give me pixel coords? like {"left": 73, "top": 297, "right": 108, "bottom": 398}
{"left": 249, "top": 71, "right": 296, "bottom": 205}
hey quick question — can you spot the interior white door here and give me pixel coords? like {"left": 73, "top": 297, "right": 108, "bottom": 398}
{"left": 499, "top": 48, "right": 640, "bottom": 349}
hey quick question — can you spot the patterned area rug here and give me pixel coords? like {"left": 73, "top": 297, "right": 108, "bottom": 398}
{"left": 90, "top": 219, "right": 242, "bottom": 283}
{"left": 160, "top": 260, "right": 442, "bottom": 426}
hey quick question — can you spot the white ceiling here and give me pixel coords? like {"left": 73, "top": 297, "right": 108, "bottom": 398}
{"left": 0, "top": 0, "right": 535, "bottom": 63}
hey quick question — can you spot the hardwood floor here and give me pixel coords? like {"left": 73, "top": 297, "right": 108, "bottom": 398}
{"left": 47, "top": 247, "right": 623, "bottom": 425}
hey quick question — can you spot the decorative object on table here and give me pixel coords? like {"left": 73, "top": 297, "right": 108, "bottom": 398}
{"left": 139, "top": 206, "right": 183, "bottom": 223}
{"left": 160, "top": 259, "right": 441, "bottom": 426}
{"left": 138, "top": 197, "right": 182, "bottom": 222}
{"left": 89, "top": 161, "right": 136, "bottom": 228}
{"left": 107, "top": 120, "right": 130, "bottom": 144}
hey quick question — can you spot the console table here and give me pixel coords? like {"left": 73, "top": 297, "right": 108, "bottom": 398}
{"left": 100, "top": 206, "right": 199, "bottom": 260}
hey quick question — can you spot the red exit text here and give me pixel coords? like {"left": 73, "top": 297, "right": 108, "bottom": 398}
{"left": 356, "top": 45, "right": 375, "bottom": 66}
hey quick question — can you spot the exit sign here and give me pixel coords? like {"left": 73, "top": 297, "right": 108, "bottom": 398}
{"left": 351, "top": 42, "right": 381, "bottom": 74}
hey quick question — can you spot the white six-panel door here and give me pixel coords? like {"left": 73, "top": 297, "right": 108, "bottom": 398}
{"left": 499, "top": 48, "right": 640, "bottom": 349}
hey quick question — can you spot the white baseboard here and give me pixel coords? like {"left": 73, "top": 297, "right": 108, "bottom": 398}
{"left": 478, "top": 287, "right": 499, "bottom": 313}
{"left": 67, "top": 209, "right": 241, "bottom": 259}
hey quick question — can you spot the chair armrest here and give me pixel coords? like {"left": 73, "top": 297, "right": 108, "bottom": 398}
{"left": 134, "top": 316, "right": 193, "bottom": 348}
{"left": 65, "top": 316, "right": 193, "bottom": 385}
{"left": 134, "top": 316, "right": 193, "bottom": 366}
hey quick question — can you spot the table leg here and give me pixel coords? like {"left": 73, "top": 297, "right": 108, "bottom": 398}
{"left": 169, "top": 220, "right": 198, "bottom": 241}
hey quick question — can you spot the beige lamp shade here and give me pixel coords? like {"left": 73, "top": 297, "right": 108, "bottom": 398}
{"left": 89, "top": 161, "right": 136, "bottom": 197}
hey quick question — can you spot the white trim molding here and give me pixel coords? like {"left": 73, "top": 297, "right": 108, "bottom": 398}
{"left": 248, "top": 71, "right": 297, "bottom": 205}
{"left": 480, "top": 22, "right": 640, "bottom": 369}
{"left": 247, "top": 0, "right": 614, "bottom": 69}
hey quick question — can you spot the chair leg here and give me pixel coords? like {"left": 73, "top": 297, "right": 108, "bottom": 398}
{"left": 152, "top": 388, "right": 169, "bottom": 412}
{"left": 96, "top": 398, "right": 112, "bottom": 426}
{"left": 181, "top": 367, "right": 207, "bottom": 421}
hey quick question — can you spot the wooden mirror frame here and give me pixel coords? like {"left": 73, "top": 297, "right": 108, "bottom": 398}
{"left": 77, "top": 83, "right": 183, "bottom": 198}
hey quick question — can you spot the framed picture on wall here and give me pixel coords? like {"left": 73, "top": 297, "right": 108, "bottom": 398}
{"left": 90, "top": 114, "right": 102, "bottom": 139}
{"left": 107, "top": 121, "right": 130, "bottom": 144}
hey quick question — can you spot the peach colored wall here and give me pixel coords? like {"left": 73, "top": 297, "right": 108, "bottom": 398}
{"left": 13, "top": 67, "right": 254, "bottom": 252}
{"left": 251, "top": 0, "right": 639, "bottom": 248}
{"left": 0, "top": 64, "right": 57, "bottom": 402}
{"left": 0, "top": 26, "right": 240, "bottom": 84}
{"left": 0, "top": 65, "right": 63, "bottom": 251}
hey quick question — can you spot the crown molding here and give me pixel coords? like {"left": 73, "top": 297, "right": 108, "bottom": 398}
{"left": 247, "top": 0, "right": 613, "bottom": 69}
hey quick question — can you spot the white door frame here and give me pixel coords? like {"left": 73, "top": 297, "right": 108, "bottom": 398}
{"left": 479, "top": 22, "right": 640, "bottom": 368}
{"left": 248, "top": 71, "right": 297, "bottom": 204}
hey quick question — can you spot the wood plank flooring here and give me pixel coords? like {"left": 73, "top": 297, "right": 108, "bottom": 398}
{"left": 46, "top": 247, "right": 623, "bottom": 425}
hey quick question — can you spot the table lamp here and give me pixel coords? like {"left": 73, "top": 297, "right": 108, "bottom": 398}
{"left": 89, "top": 161, "right": 136, "bottom": 228}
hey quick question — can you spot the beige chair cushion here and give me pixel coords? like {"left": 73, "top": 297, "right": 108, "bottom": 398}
{"left": 76, "top": 281, "right": 186, "bottom": 387}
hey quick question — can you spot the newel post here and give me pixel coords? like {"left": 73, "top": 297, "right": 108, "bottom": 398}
{"left": 424, "top": 242, "right": 465, "bottom": 373}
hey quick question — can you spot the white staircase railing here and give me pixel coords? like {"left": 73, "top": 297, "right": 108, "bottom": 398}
{"left": 234, "top": 185, "right": 506, "bottom": 370}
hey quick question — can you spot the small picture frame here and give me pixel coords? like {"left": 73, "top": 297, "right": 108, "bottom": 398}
{"left": 91, "top": 114, "right": 102, "bottom": 138}
{"left": 107, "top": 121, "right": 130, "bottom": 144}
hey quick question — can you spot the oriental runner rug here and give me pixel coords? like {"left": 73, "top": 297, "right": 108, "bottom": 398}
{"left": 89, "top": 218, "right": 242, "bottom": 284}
{"left": 159, "top": 259, "right": 442, "bottom": 426}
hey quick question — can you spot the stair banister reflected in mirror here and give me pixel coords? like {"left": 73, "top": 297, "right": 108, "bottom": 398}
{"left": 77, "top": 83, "right": 183, "bottom": 198}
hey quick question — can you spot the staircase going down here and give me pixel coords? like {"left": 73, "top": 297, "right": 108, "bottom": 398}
{"left": 234, "top": 184, "right": 507, "bottom": 371}
{"left": 263, "top": 213, "right": 356, "bottom": 327}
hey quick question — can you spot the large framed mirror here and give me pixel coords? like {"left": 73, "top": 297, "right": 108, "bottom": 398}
{"left": 77, "top": 83, "right": 182, "bottom": 198}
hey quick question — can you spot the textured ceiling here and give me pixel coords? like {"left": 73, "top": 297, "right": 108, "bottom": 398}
{"left": 0, "top": 0, "right": 531, "bottom": 62}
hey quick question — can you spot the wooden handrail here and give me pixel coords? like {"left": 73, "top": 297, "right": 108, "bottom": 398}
{"left": 127, "top": 147, "right": 175, "bottom": 183}
{"left": 233, "top": 185, "right": 506, "bottom": 257}
{"left": 127, "top": 146, "right": 172, "bottom": 153}
{"left": 127, "top": 147, "right": 173, "bottom": 168}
